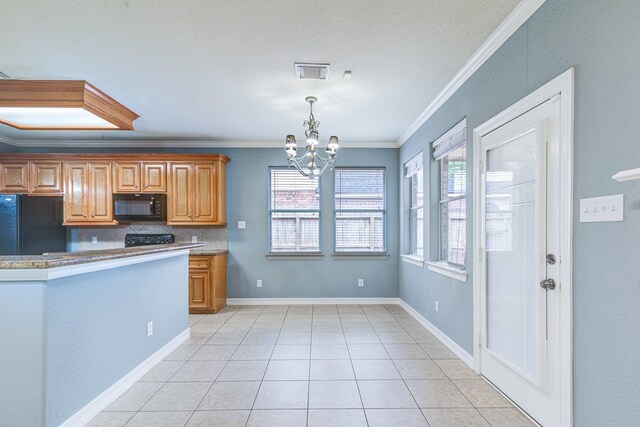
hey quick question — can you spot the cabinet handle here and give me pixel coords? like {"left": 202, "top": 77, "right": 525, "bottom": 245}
{"left": 91, "top": 214, "right": 95, "bottom": 218}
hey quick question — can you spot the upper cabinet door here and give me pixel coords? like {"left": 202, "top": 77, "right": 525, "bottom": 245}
{"left": 30, "top": 161, "right": 63, "bottom": 194}
{"left": 168, "top": 162, "right": 193, "bottom": 223}
{"left": 193, "top": 162, "right": 217, "bottom": 222}
{"left": 0, "top": 162, "right": 29, "bottom": 193}
{"left": 113, "top": 161, "right": 141, "bottom": 193}
{"left": 64, "top": 162, "right": 89, "bottom": 222}
{"left": 141, "top": 161, "right": 167, "bottom": 193}
{"left": 89, "top": 162, "right": 114, "bottom": 222}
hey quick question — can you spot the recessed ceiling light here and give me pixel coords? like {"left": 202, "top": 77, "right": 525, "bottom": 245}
{"left": 294, "top": 63, "right": 330, "bottom": 80}
{"left": 0, "top": 80, "right": 139, "bottom": 130}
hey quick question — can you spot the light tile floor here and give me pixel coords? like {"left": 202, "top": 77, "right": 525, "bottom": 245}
{"left": 88, "top": 304, "right": 534, "bottom": 426}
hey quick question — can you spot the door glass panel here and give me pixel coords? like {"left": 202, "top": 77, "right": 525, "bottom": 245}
{"left": 485, "top": 129, "right": 539, "bottom": 380}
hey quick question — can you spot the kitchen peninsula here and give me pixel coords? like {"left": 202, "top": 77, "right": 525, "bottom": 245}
{"left": 0, "top": 243, "right": 202, "bottom": 426}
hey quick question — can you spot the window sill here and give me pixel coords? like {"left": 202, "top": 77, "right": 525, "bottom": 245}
{"left": 400, "top": 254, "right": 424, "bottom": 267}
{"left": 266, "top": 252, "right": 324, "bottom": 260}
{"left": 332, "top": 252, "right": 390, "bottom": 260}
{"left": 426, "top": 261, "right": 467, "bottom": 282}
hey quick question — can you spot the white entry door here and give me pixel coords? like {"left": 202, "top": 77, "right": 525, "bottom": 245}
{"left": 478, "top": 97, "right": 562, "bottom": 427}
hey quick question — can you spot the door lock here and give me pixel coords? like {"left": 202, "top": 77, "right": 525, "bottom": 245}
{"left": 540, "top": 278, "right": 556, "bottom": 290}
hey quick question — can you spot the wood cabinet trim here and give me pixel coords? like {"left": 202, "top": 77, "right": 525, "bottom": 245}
{"left": 0, "top": 153, "right": 230, "bottom": 163}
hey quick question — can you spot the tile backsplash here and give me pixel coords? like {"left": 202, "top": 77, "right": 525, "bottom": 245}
{"left": 70, "top": 223, "right": 227, "bottom": 252}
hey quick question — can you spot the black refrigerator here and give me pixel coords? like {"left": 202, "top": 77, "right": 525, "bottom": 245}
{"left": 0, "top": 195, "right": 67, "bottom": 255}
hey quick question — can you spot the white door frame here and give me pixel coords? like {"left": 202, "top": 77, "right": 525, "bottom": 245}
{"left": 472, "top": 68, "right": 574, "bottom": 426}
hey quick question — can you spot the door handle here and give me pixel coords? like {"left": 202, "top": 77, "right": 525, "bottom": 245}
{"left": 540, "top": 278, "right": 556, "bottom": 290}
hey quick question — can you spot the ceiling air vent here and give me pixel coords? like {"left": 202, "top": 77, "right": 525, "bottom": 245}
{"left": 294, "top": 63, "right": 330, "bottom": 80}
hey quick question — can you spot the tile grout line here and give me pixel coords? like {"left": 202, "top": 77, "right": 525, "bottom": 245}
{"left": 247, "top": 304, "right": 285, "bottom": 426}
{"left": 385, "top": 306, "right": 437, "bottom": 426}
{"left": 342, "top": 305, "right": 369, "bottom": 426}
{"left": 184, "top": 306, "right": 244, "bottom": 426}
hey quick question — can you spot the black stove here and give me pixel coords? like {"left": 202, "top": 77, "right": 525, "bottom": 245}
{"left": 125, "top": 234, "right": 175, "bottom": 248}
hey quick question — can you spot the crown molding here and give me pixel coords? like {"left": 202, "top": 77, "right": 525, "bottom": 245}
{"left": 397, "top": 0, "right": 547, "bottom": 146}
{"left": 0, "top": 134, "right": 17, "bottom": 146}
{"left": 8, "top": 139, "right": 398, "bottom": 149}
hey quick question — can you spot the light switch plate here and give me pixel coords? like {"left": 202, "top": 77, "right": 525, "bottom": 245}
{"left": 238, "top": 221, "right": 246, "bottom": 229}
{"left": 580, "top": 194, "right": 624, "bottom": 222}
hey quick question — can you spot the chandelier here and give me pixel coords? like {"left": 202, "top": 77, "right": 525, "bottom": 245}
{"left": 285, "top": 96, "right": 339, "bottom": 179}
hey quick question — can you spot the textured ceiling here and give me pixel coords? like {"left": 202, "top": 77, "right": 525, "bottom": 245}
{"left": 0, "top": 0, "right": 519, "bottom": 144}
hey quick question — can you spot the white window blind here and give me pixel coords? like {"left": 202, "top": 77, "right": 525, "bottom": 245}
{"left": 334, "top": 168, "right": 386, "bottom": 253}
{"left": 433, "top": 119, "right": 467, "bottom": 267}
{"left": 406, "top": 153, "right": 424, "bottom": 257}
{"left": 269, "top": 168, "right": 320, "bottom": 253}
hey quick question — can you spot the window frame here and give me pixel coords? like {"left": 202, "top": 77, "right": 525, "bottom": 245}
{"left": 267, "top": 167, "right": 322, "bottom": 254}
{"left": 433, "top": 119, "right": 467, "bottom": 269}
{"left": 405, "top": 152, "right": 424, "bottom": 260}
{"left": 333, "top": 167, "right": 387, "bottom": 255}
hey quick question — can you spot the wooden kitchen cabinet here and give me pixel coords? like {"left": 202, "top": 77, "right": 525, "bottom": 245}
{"left": 168, "top": 161, "right": 226, "bottom": 225}
{"left": 113, "top": 161, "right": 167, "bottom": 193}
{"left": 0, "top": 160, "right": 62, "bottom": 194}
{"left": 30, "top": 161, "right": 63, "bottom": 194}
{"left": 113, "top": 161, "right": 141, "bottom": 193}
{"left": 0, "top": 161, "right": 29, "bottom": 193}
{"left": 141, "top": 161, "right": 167, "bottom": 192}
{"left": 188, "top": 253, "right": 227, "bottom": 314}
{"left": 64, "top": 161, "right": 117, "bottom": 225}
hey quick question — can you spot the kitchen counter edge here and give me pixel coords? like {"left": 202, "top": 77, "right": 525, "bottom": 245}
{"left": 0, "top": 243, "right": 204, "bottom": 270}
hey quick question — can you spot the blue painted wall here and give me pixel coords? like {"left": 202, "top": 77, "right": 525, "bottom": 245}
{"left": 17, "top": 146, "right": 400, "bottom": 298}
{"left": 0, "top": 254, "right": 189, "bottom": 426}
{"left": 398, "top": 0, "right": 640, "bottom": 424}
{"left": 0, "top": 283, "right": 46, "bottom": 426}
{"left": 0, "top": 140, "right": 16, "bottom": 152}
{"left": 45, "top": 255, "right": 188, "bottom": 425}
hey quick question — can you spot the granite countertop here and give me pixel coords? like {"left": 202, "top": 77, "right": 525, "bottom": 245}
{"left": 0, "top": 243, "right": 204, "bottom": 270}
{"left": 189, "top": 249, "right": 229, "bottom": 256}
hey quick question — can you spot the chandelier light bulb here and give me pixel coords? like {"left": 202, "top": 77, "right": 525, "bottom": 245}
{"left": 307, "top": 130, "right": 319, "bottom": 146}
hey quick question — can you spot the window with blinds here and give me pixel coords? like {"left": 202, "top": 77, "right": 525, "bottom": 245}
{"left": 269, "top": 168, "right": 320, "bottom": 253}
{"left": 433, "top": 119, "right": 467, "bottom": 267}
{"left": 405, "top": 153, "right": 424, "bottom": 257}
{"left": 334, "top": 168, "right": 386, "bottom": 253}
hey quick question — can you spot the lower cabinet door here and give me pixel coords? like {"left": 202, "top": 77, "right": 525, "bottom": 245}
{"left": 189, "top": 270, "right": 211, "bottom": 311}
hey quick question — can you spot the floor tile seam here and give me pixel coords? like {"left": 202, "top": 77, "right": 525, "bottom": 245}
{"left": 342, "top": 306, "right": 369, "bottom": 426}
{"left": 195, "top": 306, "right": 264, "bottom": 415}
{"left": 375, "top": 306, "right": 428, "bottom": 420}
{"left": 247, "top": 305, "right": 288, "bottom": 416}
{"left": 388, "top": 306, "right": 461, "bottom": 421}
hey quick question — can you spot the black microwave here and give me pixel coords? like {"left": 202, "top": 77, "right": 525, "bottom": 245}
{"left": 113, "top": 194, "right": 166, "bottom": 221}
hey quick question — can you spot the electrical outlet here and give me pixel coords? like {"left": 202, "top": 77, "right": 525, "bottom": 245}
{"left": 91, "top": 236, "right": 97, "bottom": 244}
{"left": 191, "top": 236, "right": 198, "bottom": 243}
{"left": 238, "top": 221, "right": 246, "bottom": 229}
{"left": 257, "top": 279, "right": 263, "bottom": 288}
{"left": 358, "top": 279, "right": 364, "bottom": 287}
{"left": 147, "top": 321, "right": 153, "bottom": 337}
{"left": 435, "top": 301, "right": 439, "bottom": 312}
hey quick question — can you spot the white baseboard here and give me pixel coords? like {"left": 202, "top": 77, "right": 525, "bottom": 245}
{"left": 227, "top": 297, "right": 400, "bottom": 305}
{"left": 61, "top": 328, "right": 191, "bottom": 427}
{"left": 397, "top": 299, "right": 474, "bottom": 368}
